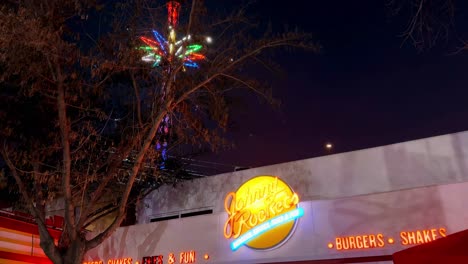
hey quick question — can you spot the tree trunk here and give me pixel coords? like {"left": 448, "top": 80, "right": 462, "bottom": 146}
{"left": 46, "top": 239, "right": 86, "bottom": 264}
{"left": 63, "top": 239, "right": 86, "bottom": 264}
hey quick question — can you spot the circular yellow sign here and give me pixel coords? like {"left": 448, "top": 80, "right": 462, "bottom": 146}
{"left": 224, "top": 176, "right": 301, "bottom": 250}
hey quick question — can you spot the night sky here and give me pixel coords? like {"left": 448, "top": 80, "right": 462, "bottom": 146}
{"left": 202, "top": 0, "right": 468, "bottom": 169}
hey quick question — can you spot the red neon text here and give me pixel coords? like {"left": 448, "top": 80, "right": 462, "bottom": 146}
{"left": 179, "top": 251, "right": 196, "bottom": 263}
{"left": 107, "top": 258, "right": 132, "bottom": 264}
{"left": 335, "top": 234, "right": 385, "bottom": 250}
{"left": 400, "top": 228, "right": 446, "bottom": 245}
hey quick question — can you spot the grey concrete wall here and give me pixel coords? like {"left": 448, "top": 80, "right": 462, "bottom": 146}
{"left": 86, "top": 181, "right": 468, "bottom": 264}
{"left": 138, "top": 131, "right": 468, "bottom": 223}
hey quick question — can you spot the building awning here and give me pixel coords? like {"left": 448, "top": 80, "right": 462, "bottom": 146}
{"left": 393, "top": 229, "right": 468, "bottom": 264}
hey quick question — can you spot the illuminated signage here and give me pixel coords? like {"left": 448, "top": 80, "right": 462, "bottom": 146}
{"left": 334, "top": 234, "right": 385, "bottom": 250}
{"left": 142, "top": 256, "right": 163, "bottom": 264}
{"left": 142, "top": 250, "right": 197, "bottom": 264}
{"left": 107, "top": 258, "right": 133, "bottom": 264}
{"left": 224, "top": 176, "right": 303, "bottom": 251}
{"left": 328, "top": 227, "right": 447, "bottom": 251}
{"left": 400, "top": 228, "right": 446, "bottom": 245}
{"left": 179, "top": 251, "right": 196, "bottom": 263}
{"left": 83, "top": 259, "right": 132, "bottom": 264}
{"left": 85, "top": 250, "right": 200, "bottom": 264}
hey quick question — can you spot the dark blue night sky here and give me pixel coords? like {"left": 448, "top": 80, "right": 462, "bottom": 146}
{"left": 202, "top": 0, "right": 468, "bottom": 168}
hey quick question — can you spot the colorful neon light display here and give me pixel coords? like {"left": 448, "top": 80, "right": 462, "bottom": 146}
{"left": 139, "top": 31, "right": 204, "bottom": 68}
{"left": 138, "top": 2, "right": 207, "bottom": 69}
{"left": 224, "top": 176, "right": 303, "bottom": 250}
{"left": 139, "top": 1, "right": 210, "bottom": 169}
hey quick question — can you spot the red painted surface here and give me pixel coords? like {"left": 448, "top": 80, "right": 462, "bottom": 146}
{"left": 0, "top": 251, "right": 52, "bottom": 264}
{"left": 0, "top": 215, "right": 61, "bottom": 239}
{"left": 0, "top": 213, "right": 62, "bottom": 263}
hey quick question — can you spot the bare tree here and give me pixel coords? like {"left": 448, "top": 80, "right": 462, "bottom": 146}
{"left": 388, "top": 0, "right": 455, "bottom": 51}
{"left": 0, "top": 0, "right": 318, "bottom": 263}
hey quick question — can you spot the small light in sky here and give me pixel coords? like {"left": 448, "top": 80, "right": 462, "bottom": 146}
{"left": 325, "top": 143, "right": 333, "bottom": 149}
{"left": 206, "top": 36, "right": 213, "bottom": 43}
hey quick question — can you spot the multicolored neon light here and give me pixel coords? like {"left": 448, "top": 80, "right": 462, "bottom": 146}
{"left": 230, "top": 207, "right": 304, "bottom": 251}
{"left": 138, "top": 1, "right": 207, "bottom": 68}
{"left": 139, "top": 1, "right": 210, "bottom": 169}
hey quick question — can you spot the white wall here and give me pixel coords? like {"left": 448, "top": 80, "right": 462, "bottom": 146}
{"left": 86, "top": 181, "right": 468, "bottom": 264}
{"left": 139, "top": 131, "right": 468, "bottom": 223}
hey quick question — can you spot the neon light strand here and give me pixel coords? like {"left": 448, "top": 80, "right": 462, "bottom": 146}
{"left": 230, "top": 207, "right": 304, "bottom": 251}
{"left": 185, "top": 44, "right": 203, "bottom": 55}
{"left": 183, "top": 61, "right": 199, "bottom": 68}
{"left": 140, "top": 32, "right": 205, "bottom": 66}
{"left": 152, "top": 30, "right": 167, "bottom": 54}
{"left": 167, "top": 1, "right": 181, "bottom": 28}
{"left": 140, "top": 37, "right": 162, "bottom": 51}
{"left": 157, "top": 116, "right": 171, "bottom": 169}
{"left": 186, "top": 53, "right": 205, "bottom": 61}
{"left": 138, "top": 1, "right": 207, "bottom": 67}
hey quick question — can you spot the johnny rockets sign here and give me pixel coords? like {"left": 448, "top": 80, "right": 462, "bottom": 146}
{"left": 223, "top": 176, "right": 304, "bottom": 251}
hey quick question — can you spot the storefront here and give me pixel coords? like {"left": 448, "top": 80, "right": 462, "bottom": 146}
{"left": 85, "top": 131, "right": 468, "bottom": 264}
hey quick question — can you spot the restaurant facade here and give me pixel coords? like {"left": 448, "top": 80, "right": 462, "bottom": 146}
{"left": 85, "top": 131, "right": 468, "bottom": 264}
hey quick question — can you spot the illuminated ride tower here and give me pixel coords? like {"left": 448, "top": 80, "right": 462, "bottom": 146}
{"left": 139, "top": 0, "right": 207, "bottom": 169}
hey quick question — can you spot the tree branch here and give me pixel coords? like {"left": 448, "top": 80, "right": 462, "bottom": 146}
{"left": 83, "top": 205, "right": 118, "bottom": 230}
{"left": 175, "top": 35, "right": 309, "bottom": 106}
{"left": 401, "top": 0, "right": 425, "bottom": 46}
{"left": 1, "top": 148, "right": 62, "bottom": 263}
{"left": 85, "top": 101, "right": 170, "bottom": 250}
{"left": 131, "top": 72, "right": 144, "bottom": 127}
{"left": 76, "top": 129, "right": 146, "bottom": 230}
{"left": 219, "top": 73, "right": 270, "bottom": 101}
{"left": 56, "top": 62, "right": 76, "bottom": 240}
{"left": 186, "top": 0, "right": 197, "bottom": 35}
